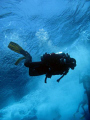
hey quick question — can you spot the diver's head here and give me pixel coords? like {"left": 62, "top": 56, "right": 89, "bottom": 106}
{"left": 69, "top": 58, "right": 76, "bottom": 70}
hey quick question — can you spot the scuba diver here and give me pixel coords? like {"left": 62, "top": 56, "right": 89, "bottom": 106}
{"left": 8, "top": 41, "right": 76, "bottom": 83}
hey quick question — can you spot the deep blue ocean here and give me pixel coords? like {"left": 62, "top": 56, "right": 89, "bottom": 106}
{"left": 0, "top": 0, "right": 90, "bottom": 120}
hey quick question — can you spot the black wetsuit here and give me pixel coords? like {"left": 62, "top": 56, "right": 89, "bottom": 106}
{"left": 24, "top": 52, "right": 76, "bottom": 83}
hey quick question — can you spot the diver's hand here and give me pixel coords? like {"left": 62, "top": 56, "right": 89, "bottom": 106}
{"left": 57, "top": 79, "right": 60, "bottom": 82}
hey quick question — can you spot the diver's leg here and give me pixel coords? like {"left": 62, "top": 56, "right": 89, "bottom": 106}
{"left": 29, "top": 62, "right": 46, "bottom": 76}
{"left": 24, "top": 52, "right": 32, "bottom": 67}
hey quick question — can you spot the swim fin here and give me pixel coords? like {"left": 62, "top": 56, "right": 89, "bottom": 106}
{"left": 8, "top": 41, "right": 32, "bottom": 65}
{"left": 8, "top": 41, "right": 25, "bottom": 54}
{"left": 15, "top": 56, "right": 26, "bottom": 65}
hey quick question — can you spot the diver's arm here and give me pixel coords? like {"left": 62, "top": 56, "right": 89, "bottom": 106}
{"left": 45, "top": 72, "right": 52, "bottom": 83}
{"left": 57, "top": 74, "right": 65, "bottom": 82}
{"left": 57, "top": 69, "right": 68, "bottom": 82}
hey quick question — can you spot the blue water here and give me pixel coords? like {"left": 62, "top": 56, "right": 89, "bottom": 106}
{"left": 0, "top": 0, "right": 90, "bottom": 120}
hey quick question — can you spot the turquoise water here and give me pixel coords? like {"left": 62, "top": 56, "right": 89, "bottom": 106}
{"left": 0, "top": 0, "right": 90, "bottom": 120}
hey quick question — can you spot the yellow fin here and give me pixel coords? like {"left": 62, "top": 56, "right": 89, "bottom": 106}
{"left": 8, "top": 41, "right": 24, "bottom": 54}
{"left": 15, "top": 57, "right": 26, "bottom": 65}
